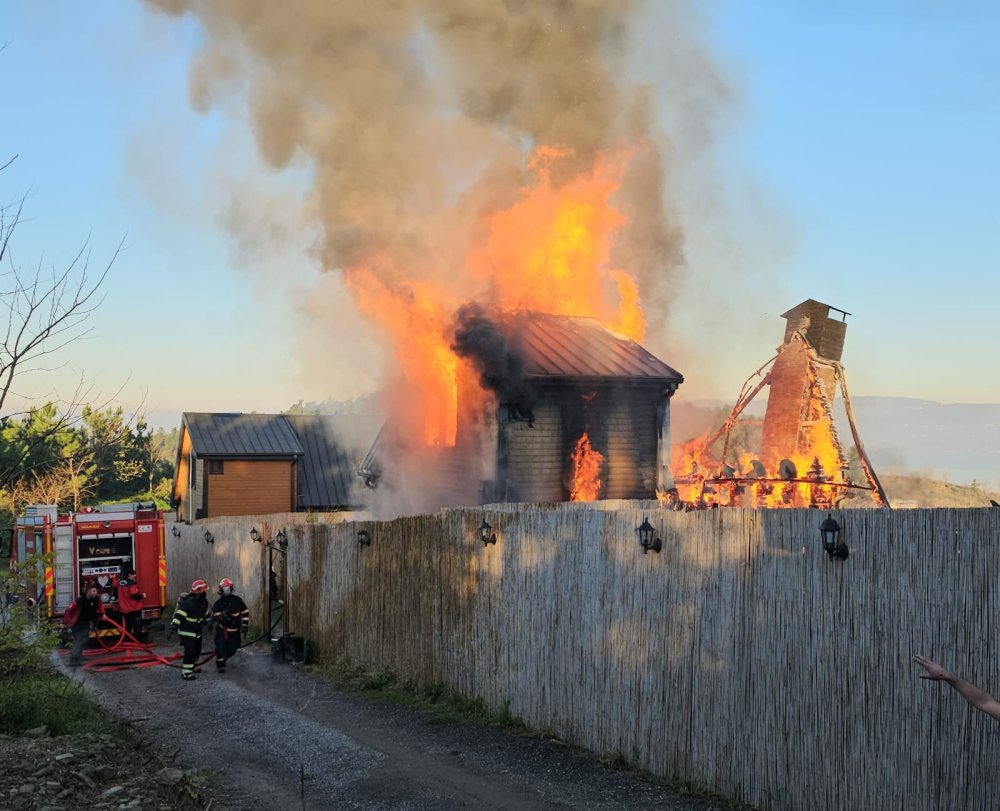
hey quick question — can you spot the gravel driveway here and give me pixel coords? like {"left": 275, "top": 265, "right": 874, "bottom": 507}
{"left": 60, "top": 642, "right": 742, "bottom": 811}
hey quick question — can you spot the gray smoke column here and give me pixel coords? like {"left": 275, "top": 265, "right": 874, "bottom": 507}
{"left": 142, "top": 0, "right": 690, "bottom": 311}
{"left": 451, "top": 302, "right": 534, "bottom": 421}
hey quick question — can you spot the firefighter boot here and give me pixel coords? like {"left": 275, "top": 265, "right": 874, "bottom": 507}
{"left": 217, "top": 658, "right": 226, "bottom": 673}
{"left": 182, "top": 673, "right": 197, "bottom": 681}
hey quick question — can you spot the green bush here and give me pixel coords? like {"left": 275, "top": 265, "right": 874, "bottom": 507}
{"left": 0, "top": 671, "right": 106, "bottom": 735}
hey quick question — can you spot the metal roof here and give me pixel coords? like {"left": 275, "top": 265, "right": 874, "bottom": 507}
{"left": 183, "top": 413, "right": 303, "bottom": 457}
{"left": 506, "top": 313, "right": 683, "bottom": 383}
{"left": 285, "top": 415, "right": 374, "bottom": 510}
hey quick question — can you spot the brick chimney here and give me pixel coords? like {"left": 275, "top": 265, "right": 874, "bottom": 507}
{"left": 759, "top": 300, "right": 849, "bottom": 469}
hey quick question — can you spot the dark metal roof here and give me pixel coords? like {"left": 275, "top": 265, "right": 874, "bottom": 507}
{"left": 285, "top": 415, "right": 374, "bottom": 509}
{"left": 506, "top": 313, "right": 683, "bottom": 383}
{"left": 183, "top": 413, "right": 303, "bottom": 457}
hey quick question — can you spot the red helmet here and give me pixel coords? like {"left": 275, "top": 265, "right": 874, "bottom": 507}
{"left": 219, "top": 578, "right": 234, "bottom": 590}
{"left": 190, "top": 580, "right": 208, "bottom": 594}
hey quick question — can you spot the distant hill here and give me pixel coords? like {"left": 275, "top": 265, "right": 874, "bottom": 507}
{"left": 843, "top": 397, "right": 1000, "bottom": 490}
{"left": 880, "top": 474, "right": 1000, "bottom": 509}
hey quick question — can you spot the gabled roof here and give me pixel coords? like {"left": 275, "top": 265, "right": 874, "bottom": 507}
{"left": 285, "top": 415, "right": 374, "bottom": 510}
{"left": 183, "top": 413, "right": 303, "bottom": 457}
{"left": 507, "top": 313, "right": 683, "bottom": 384}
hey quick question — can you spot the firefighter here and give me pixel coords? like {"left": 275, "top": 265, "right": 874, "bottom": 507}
{"left": 66, "top": 585, "right": 103, "bottom": 669}
{"left": 170, "top": 580, "right": 211, "bottom": 681}
{"left": 115, "top": 567, "right": 146, "bottom": 641}
{"left": 211, "top": 578, "right": 250, "bottom": 673}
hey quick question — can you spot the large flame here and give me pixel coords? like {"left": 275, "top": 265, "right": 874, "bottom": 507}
{"left": 348, "top": 148, "right": 643, "bottom": 447}
{"left": 468, "top": 149, "right": 645, "bottom": 343}
{"left": 569, "top": 432, "right": 604, "bottom": 501}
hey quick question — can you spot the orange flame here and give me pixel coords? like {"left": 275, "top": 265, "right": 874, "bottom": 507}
{"left": 344, "top": 267, "right": 458, "bottom": 446}
{"left": 569, "top": 432, "right": 604, "bottom": 501}
{"left": 346, "top": 147, "right": 641, "bottom": 449}
{"left": 468, "top": 149, "right": 645, "bottom": 343}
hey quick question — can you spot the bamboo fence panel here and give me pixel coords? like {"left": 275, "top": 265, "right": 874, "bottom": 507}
{"left": 170, "top": 506, "right": 1000, "bottom": 810}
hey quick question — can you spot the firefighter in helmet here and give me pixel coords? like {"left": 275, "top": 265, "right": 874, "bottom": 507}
{"left": 211, "top": 578, "right": 250, "bottom": 673}
{"left": 170, "top": 580, "right": 211, "bottom": 681}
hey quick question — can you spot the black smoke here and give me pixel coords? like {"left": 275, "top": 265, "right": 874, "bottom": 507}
{"left": 451, "top": 303, "right": 534, "bottom": 423}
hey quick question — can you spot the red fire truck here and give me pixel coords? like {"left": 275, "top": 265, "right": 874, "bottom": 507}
{"left": 10, "top": 503, "right": 167, "bottom": 633}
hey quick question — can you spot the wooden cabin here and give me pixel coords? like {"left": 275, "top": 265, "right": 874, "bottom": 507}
{"left": 172, "top": 413, "right": 373, "bottom": 521}
{"left": 361, "top": 312, "right": 684, "bottom": 506}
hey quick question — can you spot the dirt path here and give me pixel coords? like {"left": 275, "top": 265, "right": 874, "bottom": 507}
{"left": 59, "top": 642, "right": 739, "bottom": 811}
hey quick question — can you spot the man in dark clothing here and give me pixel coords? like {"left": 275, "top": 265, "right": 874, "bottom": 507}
{"left": 170, "top": 579, "right": 211, "bottom": 681}
{"left": 67, "top": 585, "right": 103, "bottom": 668}
{"left": 211, "top": 578, "right": 250, "bottom": 673}
{"left": 115, "top": 567, "right": 146, "bottom": 641}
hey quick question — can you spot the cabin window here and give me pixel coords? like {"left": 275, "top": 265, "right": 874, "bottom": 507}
{"left": 208, "top": 460, "right": 224, "bottom": 475}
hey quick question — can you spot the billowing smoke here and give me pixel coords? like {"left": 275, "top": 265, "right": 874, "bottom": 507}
{"left": 143, "top": 0, "right": 729, "bottom": 516}
{"left": 451, "top": 302, "right": 534, "bottom": 422}
{"left": 143, "top": 0, "right": 688, "bottom": 305}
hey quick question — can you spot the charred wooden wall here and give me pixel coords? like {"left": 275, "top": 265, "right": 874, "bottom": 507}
{"left": 498, "top": 385, "right": 662, "bottom": 502}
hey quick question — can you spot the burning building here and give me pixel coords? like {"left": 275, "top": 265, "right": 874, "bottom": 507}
{"left": 673, "top": 299, "right": 887, "bottom": 509}
{"left": 360, "top": 309, "right": 682, "bottom": 510}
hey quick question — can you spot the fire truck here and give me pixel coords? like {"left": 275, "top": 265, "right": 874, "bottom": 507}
{"left": 10, "top": 503, "right": 167, "bottom": 632}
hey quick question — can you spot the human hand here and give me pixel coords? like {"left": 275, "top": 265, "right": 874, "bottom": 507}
{"left": 913, "top": 655, "right": 952, "bottom": 681}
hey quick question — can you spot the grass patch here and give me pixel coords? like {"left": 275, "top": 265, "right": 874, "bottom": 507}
{"left": 314, "top": 657, "right": 522, "bottom": 728}
{"left": 0, "top": 642, "right": 108, "bottom": 736}
{"left": 664, "top": 776, "right": 759, "bottom": 811}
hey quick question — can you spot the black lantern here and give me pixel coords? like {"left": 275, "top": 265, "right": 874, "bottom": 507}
{"left": 636, "top": 518, "right": 661, "bottom": 555}
{"left": 250, "top": 527, "right": 261, "bottom": 543}
{"left": 276, "top": 529, "right": 288, "bottom": 550}
{"left": 204, "top": 530, "right": 214, "bottom": 545}
{"left": 171, "top": 526, "right": 181, "bottom": 538}
{"left": 820, "top": 514, "right": 849, "bottom": 560}
{"left": 357, "top": 529, "right": 371, "bottom": 546}
{"left": 478, "top": 519, "right": 497, "bottom": 546}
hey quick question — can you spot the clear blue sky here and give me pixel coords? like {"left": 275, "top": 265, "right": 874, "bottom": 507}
{"left": 3, "top": 1, "right": 998, "bottom": 433}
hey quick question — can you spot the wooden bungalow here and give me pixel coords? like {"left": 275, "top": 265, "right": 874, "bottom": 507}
{"left": 361, "top": 311, "right": 684, "bottom": 506}
{"left": 172, "top": 413, "right": 372, "bottom": 521}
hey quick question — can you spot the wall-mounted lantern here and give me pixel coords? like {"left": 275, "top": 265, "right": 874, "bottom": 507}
{"left": 275, "top": 529, "right": 288, "bottom": 551}
{"left": 820, "top": 514, "right": 849, "bottom": 560}
{"left": 250, "top": 527, "right": 261, "bottom": 543}
{"left": 204, "top": 530, "right": 214, "bottom": 545}
{"left": 478, "top": 519, "right": 497, "bottom": 546}
{"left": 636, "top": 518, "right": 661, "bottom": 555}
{"left": 171, "top": 526, "right": 181, "bottom": 538}
{"left": 357, "top": 529, "right": 371, "bottom": 546}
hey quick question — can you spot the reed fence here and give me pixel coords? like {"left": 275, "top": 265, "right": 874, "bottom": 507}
{"left": 168, "top": 505, "right": 1000, "bottom": 810}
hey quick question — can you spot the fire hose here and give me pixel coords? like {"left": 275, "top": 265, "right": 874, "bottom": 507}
{"left": 63, "top": 604, "right": 286, "bottom": 672}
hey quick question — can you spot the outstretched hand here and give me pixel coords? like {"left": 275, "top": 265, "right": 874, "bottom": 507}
{"left": 913, "top": 655, "right": 952, "bottom": 681}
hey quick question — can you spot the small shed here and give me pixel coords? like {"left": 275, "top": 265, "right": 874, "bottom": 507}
{"left": 173, "top": 413, "right": 372, "bottom": 521}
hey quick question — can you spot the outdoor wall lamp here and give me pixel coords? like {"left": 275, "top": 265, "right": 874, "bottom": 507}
{"left": 274, "top": 529, "right": 288, "bottom": 551}
{"left": 357, "top": 529, "right": 371, "bottom": 546}
{"left": 171, "top": 526, "right": 181, "bottom": 538}
{"left": 636, "top": 518, "right": 661, "bottom": 554}
{"left": 250, "top": 527, "right": 261, "bottom": 543}
{"left": 204, "top": 530, "right": 214, "bottom": 545}
{"left": 478, "top": 519, "right": 497, "bottom": 546}
{"left": 820, "top": 514, "right": 849, "bottom": 561}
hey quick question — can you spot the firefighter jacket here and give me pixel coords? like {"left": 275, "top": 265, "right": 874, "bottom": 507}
{"left": 211, "top": 593, "right": 250, "bottom": 632}
{"left": 68, "top": 594, "right": 103, "bottom": 631}
{"left": 115, "top": 577, "right": 145, "bottom": 613}
{"left": 171, "top": 592, "right": 210, "bottom": 638}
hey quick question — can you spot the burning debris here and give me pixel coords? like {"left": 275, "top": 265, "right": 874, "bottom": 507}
{"left": 670, "top": 300, "right": 888, "bottom": 510}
